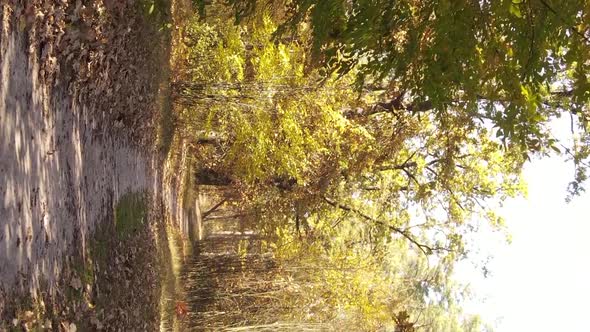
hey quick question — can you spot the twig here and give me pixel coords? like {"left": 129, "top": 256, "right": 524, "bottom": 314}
{"left": 202, "top": 198, "right": 227, "bottom": 219}
{"left": 322, "top": 196, "right": 452, "bottom": 256}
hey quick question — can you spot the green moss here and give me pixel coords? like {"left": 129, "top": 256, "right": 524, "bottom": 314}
{"left": 72, "top": 258, "right": 95, "bottom": 287}
{"left": 114, "top": 192, "right": 148, "bottom": 239}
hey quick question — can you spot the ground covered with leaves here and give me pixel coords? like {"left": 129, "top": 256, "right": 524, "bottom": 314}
{"left": 3, "top": 197, "right": 163, "bottom": 331}
{"left": 1, "top": 0, "right": 178, "bottom": 329}
{"left": 9, "top": 0, "right": 170, "bottom": 144}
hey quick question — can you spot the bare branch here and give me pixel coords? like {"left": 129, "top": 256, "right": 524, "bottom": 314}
{"left": 376, "top": 162, "right": 417, "bottom": 172}
{"left": 323, "top": 196, "right": 452, "bottom": 256}
{"left": 201, "top": 199, "right": 228, "bottom": 219}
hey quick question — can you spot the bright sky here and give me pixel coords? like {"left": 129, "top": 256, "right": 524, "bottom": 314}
{"left": 458, "top": 116, "right": 590, "bottom": 331}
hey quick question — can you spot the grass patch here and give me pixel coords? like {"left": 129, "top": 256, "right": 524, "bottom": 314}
{"left": 91, "top": 236, "right": 108, "bottom": 265}
{"left": 133, "top": 0, "right": 176, "bottom": 155}
{"left": 156, "top": 75, "right": 176, "bottom": 155}
{"left": 72, "top": 257, "right": 95, "bottom": 286}
{"left": 114, "top": 192, "right": 148, "bottom": 239}
{"left": 158, "top": 224, "right": 193, "bottom": 330}
{"left": 181, "top": 155, "right": 196, "bottom": 208}
{"left": 140, "top": 0, "right": 176, "bottom": 155}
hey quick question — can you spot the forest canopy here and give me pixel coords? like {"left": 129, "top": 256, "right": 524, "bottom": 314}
{"left": 172, "top": 0, "right": 590, "bottom": 330}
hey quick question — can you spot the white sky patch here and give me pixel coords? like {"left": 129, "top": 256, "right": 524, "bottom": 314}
{"left": 456, "top": 116, "right": 590, "bottom": 331}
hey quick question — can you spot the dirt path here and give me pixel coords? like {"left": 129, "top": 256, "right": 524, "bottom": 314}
{"left": 0, "top": 0, "right": 165, "bottom": 321}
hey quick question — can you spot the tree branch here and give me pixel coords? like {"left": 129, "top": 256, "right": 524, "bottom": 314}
{"left": 376, "top": 161, "right": 417, "bottom": 172}
{"left": 537, "top": 0, "right": 590, "bottom": 44}
{"left": 322, "top": 196, "right": 451, "bottom": 256}
{"left": 201, "top": 199, "right": 228, "bottom": 219}
{"left": 343, "top": 94, "right": 434, "bottom": 119}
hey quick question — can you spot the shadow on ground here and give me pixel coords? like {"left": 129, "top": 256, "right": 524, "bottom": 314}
{"left": 0, "top": 0, "right": 174, "bottom": 328}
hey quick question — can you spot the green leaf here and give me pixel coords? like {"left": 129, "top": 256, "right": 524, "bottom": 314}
{"left": 148, "top": 3, "right": 155, "bottom": 14}
{"left": 550, "top": 145, "right": 562, "bottom": 154}
{"left": 509, "top": 4, "right": 522, "bottom": 18}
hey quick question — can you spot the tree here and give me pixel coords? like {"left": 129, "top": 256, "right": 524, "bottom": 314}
{"left": 172, "top": 1, "right": 590, "bottom": 329}
{"left": 221, "top": 0, "right": 590, "bottom": 191}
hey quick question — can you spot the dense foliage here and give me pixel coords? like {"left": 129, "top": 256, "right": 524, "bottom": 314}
{"left": 173, "top": 1, "right": 590, "bottom": 330}
{"left": 222, "top": 0, "right": 590, "bottom": 195}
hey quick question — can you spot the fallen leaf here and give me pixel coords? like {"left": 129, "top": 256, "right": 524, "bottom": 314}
{"left": 175, "top": 301, "right": 188, "bottom": 318}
